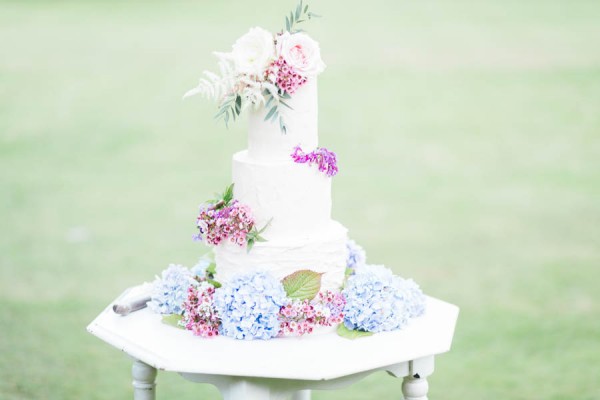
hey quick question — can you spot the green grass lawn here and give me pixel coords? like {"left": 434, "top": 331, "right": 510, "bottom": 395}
{"left": 1, "top": 0, "right": 599, "bottom": 399}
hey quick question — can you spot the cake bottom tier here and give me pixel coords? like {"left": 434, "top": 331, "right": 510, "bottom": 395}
{"left": 214, "top": 221, "right": 348, "bottom": 292}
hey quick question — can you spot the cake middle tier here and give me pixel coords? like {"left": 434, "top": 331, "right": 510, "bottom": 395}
{"left": 232, "top": 150, "right": 332, "bottom": 238}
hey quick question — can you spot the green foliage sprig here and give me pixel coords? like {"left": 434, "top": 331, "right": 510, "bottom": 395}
{"left": 246, "top": 218, "right": 271, "bottom": 252}
{"left": 263, "top": 90, "right": 292, "bottom": 134}
{"left": 284, "top": 0, "right": 321, "bottom": 33}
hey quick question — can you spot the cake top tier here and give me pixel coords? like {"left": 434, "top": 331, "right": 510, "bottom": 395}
{"left": 248, "top": 79, "right": 318, "bottom": 161}
{"left": 184, "top": 2, "right": 325, "bottom": 151}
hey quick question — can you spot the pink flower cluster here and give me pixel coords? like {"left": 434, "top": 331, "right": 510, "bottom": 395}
{"left": 278, "top": 290, "right": 346, "bottom": 337}
{"left": 182, "top": 282, "right": 220, "bottom": 338}
{"left": 291, "top": 146, "right": 339, "bottom": 177}
{"left": 195, "top": 200, "right": 255, "bottom": 247}
{"left": 266, "top": 56, "right": 307, "bottom": 95}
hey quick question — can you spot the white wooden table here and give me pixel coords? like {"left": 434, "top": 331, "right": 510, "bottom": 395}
{"left": 87, "top": 287, "right": 459, "bottom": 400}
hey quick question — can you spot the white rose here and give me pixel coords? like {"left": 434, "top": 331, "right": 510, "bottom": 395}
{"left": 231, "top": 27, "right": 275, "bottom": 76}
{"left": 276, "top": 32, "right": 326, "bottom": 76}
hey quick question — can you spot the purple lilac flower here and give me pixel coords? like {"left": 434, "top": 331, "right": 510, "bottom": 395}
{"left": 214, "top": 271, "right": 287, "bottom": 340}
{"left": 148, "top": 264, "right": 195, "bottom": 315}
{"left": 342, "top": 264, "right": 426, "bottom": 333}
{"left": 291, "top": 146, "right": 338, "bottom": 177}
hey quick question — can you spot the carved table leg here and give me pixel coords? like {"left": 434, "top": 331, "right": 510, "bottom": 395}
{"left": 291, "top": 389, "right": 311, "bottom": 400}
{"left": 402, "top": 375, "right": 429, "bottom": 400}
{"left": 132, "top": 360, "right": 157, "bottom": 400}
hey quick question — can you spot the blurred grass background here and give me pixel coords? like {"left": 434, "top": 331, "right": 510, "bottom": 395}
{"left": 1, "top": 0, "right": 599, "bottom": 399}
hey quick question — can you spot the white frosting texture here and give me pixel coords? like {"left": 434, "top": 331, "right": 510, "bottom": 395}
{"left": 247, "top": 79, "right": 318, "bottom": 162}
{"left": 232, "top": 150, "right": 331, "bottom": 237}
{"left": 214, "top": 221, "right": 348, "bottom": 292}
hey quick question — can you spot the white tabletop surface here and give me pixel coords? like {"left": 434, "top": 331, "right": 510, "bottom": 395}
{"left": 87, "top": 288, "right": 459, "bottom": 381}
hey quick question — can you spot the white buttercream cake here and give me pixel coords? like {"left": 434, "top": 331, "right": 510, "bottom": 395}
{"left": 214, "top": 80, "right": 348, "bottom": 291}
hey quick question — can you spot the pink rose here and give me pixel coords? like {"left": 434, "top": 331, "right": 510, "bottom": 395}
{"left": 276, "top": 32, "right": 325, "bottom": 77}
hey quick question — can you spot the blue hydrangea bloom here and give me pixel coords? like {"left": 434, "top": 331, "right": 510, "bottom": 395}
{"left": 148, "top": 264, "right": 194, "bottom": 315}
{"left": 191, "top": 258, "right": 211, "bottom": 278}
{"left": 342, "top": 264, "right": 426, "bottom": 333}
{"left": 346, "top": 239, "right": 366, "bottom": 270}
{"left": 402, "top": 278, "right": 426, "bottom": 318}
{"left": 214, "top": 271, "right": 287, "bottom": 340}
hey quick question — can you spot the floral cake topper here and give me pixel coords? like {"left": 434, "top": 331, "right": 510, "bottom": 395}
{"left": 184, "top": 1, "right": 323, "bottom": 133}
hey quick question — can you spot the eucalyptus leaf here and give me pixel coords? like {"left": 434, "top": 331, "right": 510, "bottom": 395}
{"left": 280, "top": 117, "right": 287, "bottom": 134}
{"left": 264, "top": 105, "right": 277, "bottom": 121}
{"left": 281, "top": 269, "right": 322, "bottom": 300}
{"left": 280, "top": 99, "right": 293, "bottom": 110}
{"left": 271, "top": 110, "right": 279, "bottom": 122}
{"left": 336, "top": 324, "right": 374, "bottom": 340}
{"left": 235, "top": 95, "right": 242, "bottom": 114}
{"left": 265, "top": 94, "right": 274, "bottom": 108}
{"left": 162, "top": 314, "right": 184, "bottom": 329}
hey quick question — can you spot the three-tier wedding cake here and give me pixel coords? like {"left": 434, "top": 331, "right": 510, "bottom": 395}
{"left": 146, "top": 2, "right": 426, "bottom": 341}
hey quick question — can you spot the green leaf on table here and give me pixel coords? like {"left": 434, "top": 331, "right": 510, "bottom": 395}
{"left": 336, "top": 324, "right": 373, "bottom": 340}
{"left": 281, "top": 269, "right": 322, "bottom": 300}
{"left": 162, "top": 314, "right": 184, "bottom": 329}
{"left": 207, "top": 278, "right": 222, "bottom": 288}
{"left": 206, "top": 262, "right": 217, "bottom": 278}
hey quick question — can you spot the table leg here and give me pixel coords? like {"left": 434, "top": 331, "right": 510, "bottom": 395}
{"left": 132, "top": 360, "right": 157, "bottom": 400}
{"left": 221, "top": 379, "right": 271, "bottom": 400}
{"left": 402, "top": 375, "right": 429, "bottom": 400}
{"left": 291, "top": 390, "right": 311, "bottom": 400}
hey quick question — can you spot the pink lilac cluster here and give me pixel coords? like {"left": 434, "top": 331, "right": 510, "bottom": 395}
{"left": 195, "top": 200, "right": 255, "bottom": 247}
{"left": 291, "top": 146, "right": 339, "bottom": 177}
{"left": 182, "top": 281, "right": 220, "bottom": 338}
{"left": 278, "top": 290, "right": 346, "bottom": 336}
{"left": 266, "top": 57, "right": 307, "bottom": 95}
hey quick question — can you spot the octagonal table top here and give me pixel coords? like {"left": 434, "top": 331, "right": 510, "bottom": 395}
{"left": 87, "top": 287, "right": 459, "bottom": 381}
